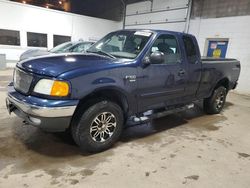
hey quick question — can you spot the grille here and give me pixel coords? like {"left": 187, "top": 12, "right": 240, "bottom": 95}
{"left": 14, "top": 68, "right": 33, "bottom": 94}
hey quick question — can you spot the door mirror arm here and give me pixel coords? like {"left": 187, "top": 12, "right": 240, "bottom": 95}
{"left": 142, "top": 56, "right": 151, "bottom": 68}
{"left": 142, "top": 51, "right": 165, "bottom": 67}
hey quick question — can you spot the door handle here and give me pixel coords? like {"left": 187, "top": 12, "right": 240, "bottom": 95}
{"left": 178, "top": 69, "right": 186, "bottom": 76}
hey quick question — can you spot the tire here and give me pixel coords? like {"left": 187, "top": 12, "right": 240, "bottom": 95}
{"left": 71, "top": 98, "right": 100, "bottom": 146}
{"left": 71, "top": 100, "right": 124, "bottom": 153}
{"left": 204, "top": 86, "right": 227, "bottom": 114}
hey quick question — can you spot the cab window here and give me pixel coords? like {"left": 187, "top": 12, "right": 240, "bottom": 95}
{"left": 151, "top": 34, "right": 181, "bottom": 64}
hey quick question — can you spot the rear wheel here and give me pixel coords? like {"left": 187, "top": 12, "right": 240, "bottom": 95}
{"left": 204, "top": 86, "right": 227, "bottom": 114}
{"left": 71, "top": 100, "right": 124, "bottom": 153}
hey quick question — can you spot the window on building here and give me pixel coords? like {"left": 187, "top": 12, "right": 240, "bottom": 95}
{"left": 53, "top": 35, "right": 71, "bottom": 47}
{"left": 0, "top": 29, "right": 20, "bottom": 46}
{"left": 27, "top": 32, "right": 47, "bottom": 47}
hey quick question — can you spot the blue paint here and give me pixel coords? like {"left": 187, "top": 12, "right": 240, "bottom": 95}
{"left": 92, "top": 78, "right": 116, "bottom": 84}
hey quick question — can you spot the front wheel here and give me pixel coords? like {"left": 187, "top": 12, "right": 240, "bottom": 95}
{"left": 71, "top": 100, "right": 124, "bottom": 153}
{"left": 204, "top": 86, "right": 227, "bottom": 114}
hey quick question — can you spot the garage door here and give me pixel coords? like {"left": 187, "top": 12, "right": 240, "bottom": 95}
{"left": 125, "top": 0, "right": 192, "bottom": 32}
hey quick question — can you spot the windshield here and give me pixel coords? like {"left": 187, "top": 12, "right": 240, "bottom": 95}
{"left": 87, "top": 30, "right": 153, "bottom": 59}
{"left": 49, "top": 42, "right": 74, "bottom": 53}
{"left": 71, "top": 42, "right": 94, "bottom": 52}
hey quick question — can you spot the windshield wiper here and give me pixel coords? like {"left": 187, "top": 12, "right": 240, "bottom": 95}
{"left": 87, "top": 50, "right": 116, "bottom": 59}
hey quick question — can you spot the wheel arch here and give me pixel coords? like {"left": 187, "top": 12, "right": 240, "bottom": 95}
{"left": 74, "top": 86, "right": 131, "bottom": 120}
{"left": 214, "top": 77, "right": 230, "bottom": 91}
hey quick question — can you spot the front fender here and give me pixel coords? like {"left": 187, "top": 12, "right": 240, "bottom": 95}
{"left": 69, "top": 67, "right": 138, "bottom": 115}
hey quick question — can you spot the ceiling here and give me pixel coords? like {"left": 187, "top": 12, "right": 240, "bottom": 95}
{"left": 11, "top": 0, "right": 147, "bottom": 21}
{"left": 70, "top": 0, "right": 147, "bottom": 21}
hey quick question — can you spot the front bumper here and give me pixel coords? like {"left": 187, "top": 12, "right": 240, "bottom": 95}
{"left": 6, "top": 85, "right": 79, "bottom": 132}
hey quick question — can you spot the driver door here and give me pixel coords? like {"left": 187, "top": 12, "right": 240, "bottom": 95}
{"left": 136, "top": 33, "right": 187, "bottom": 112}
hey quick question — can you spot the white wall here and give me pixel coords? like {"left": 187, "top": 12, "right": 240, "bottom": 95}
{"left": 0, "top": 0, "right": 122, "bottom": 66}
{"left": 189, "top": 16, "right": 250, "bottom": 95}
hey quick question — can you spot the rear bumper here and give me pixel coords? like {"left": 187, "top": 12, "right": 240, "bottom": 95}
{"left": 6, "top": 85, "right": 79, "bottom": 132}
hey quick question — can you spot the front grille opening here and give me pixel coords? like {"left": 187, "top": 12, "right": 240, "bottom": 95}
{"left": 14, "top": 68, "right": 33, "bottom": 94}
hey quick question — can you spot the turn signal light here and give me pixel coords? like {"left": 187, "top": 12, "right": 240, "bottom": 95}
{"left": 50, "top": 81, "right": 69, "bottom": 97}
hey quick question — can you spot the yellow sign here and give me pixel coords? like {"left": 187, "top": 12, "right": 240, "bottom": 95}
{"left": 213, "top": 48, "right": 221, "bottom": 58}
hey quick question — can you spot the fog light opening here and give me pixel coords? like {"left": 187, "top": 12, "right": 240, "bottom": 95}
{"left": 28, "top": 116, "right": 41, "bottom": 125}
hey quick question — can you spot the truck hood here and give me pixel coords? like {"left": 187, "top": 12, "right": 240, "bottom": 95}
{"left": 17, "top": 53, "right": 125, "bottom": 77}
{"left": 19, "top": 49, "right": 50, "bottom": 61}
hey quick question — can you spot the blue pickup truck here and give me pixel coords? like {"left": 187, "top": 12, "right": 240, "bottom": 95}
{"left": 6, "top": 29, "right": 240, "bottom": 152}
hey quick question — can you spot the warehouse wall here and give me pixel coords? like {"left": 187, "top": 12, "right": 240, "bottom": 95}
{"left": 191, "top": 0, "right": 250, "bottom": 19}
{"left": 0, "top": 0, "right": 122, "bottom": 66}
{"left": 189, "top": 0, "right": 250, "bottom": 94}
{"left": 189, "top": 16, "right": 250, "bottom": 94}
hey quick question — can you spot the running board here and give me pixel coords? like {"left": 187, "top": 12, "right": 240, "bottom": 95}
{"left": 132, "top": 103, "right": 194, "bottom": 124}
{"left": 151, "top": 103, "right": 194, "bottom": 119}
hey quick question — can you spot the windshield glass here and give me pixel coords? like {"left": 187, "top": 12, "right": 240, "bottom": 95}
{"left": 49, "top": 42, "right": 74, "bottom": 53}
{"left": 71, "top": 42, "right": 94, "bottom": 52}
{"left": 87, "top": 30, "right": 153, "bottom": 59}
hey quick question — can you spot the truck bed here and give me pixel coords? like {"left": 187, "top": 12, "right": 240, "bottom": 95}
{"left": 197, "top": 57, "right": 240, "bottom": 99}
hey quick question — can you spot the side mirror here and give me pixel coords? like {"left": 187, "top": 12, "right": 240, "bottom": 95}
{"left": 150, "top": 51, "right": 164, "bottom": 64}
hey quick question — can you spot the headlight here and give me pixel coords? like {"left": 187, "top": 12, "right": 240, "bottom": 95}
{"left": 34, "top": 79, "right": 70, "bottom": 97}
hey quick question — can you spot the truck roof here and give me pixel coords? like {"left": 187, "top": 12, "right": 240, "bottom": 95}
{"left": 115, "top": 29, "right": 194, "bottom": 37}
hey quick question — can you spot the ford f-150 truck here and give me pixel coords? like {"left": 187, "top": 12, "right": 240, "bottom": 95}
{"left": 6, "top": 29, "right": 240, "bottom": 152}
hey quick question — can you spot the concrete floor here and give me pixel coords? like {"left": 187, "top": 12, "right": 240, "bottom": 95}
{"left": 0, "top": 69, "right": 250, "bottom": 188}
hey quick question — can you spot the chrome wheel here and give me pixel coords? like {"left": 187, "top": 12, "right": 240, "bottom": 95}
{"left": 90, "top": 112, "right": 117, "bottom": 143}
{"left": 215, "top": 91, "right": 225, "bottom": 110}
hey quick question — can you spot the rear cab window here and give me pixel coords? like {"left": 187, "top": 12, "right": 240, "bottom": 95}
{"left": 182, "top": 35, "right": 199, "bottom": 64}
